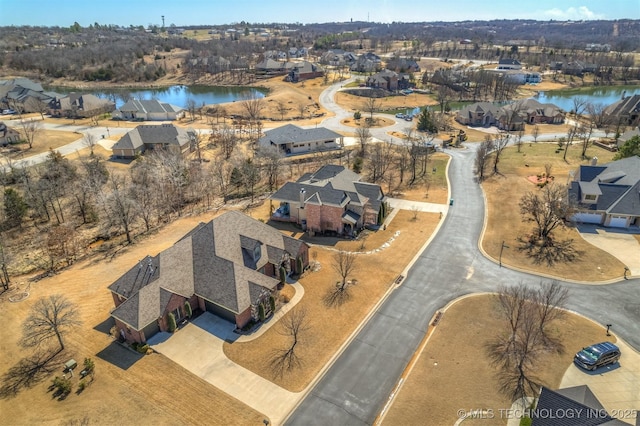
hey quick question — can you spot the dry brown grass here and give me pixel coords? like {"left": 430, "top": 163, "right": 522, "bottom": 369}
{"left": 224, "top": 209, "right": 441, "bottom": 391}
{"left": 482, "top": 143, "right": 625, "bottom": 281}
{"left": 335, "top": 91, "right": 438, "bottom": 115}
{"left": 0, "top": 209, "right": 266, "bottom": 425}
{"left": 6, "top": 128, "right": 81, "bottom": 158}
{"left": 382, "top": 294, "right": 615, "bottom": 426}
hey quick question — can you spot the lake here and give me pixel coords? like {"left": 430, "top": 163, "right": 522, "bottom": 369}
{"left": 535, "top": 85, "right": 640, "bottom": 112}
{"left": 49, "top": 85, "right": 268, "bottom": 109}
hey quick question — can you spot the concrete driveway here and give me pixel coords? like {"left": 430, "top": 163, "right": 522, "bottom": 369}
{"left": 577, "top": 225, "right": 640, "bottom": 277}
{"left": 148, "top": 313, "right": 299, "bottom": 424}
{"left": 560, "top": 338, "right": 640, "bottom": 424}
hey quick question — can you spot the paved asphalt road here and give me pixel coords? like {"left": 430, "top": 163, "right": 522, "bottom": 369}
{"left": 286, "top": 145, "right": 640, "bottom": 425}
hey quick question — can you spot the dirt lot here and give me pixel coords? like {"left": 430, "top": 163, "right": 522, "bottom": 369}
{"left": 0, "top": 209, "right": 265, "bottom": 426}
{"left": 481, "top": 143, "right": 626, "bottom": 281}
{"left": 382, "top": 294, "right": 616, "bottom": 426}
{"left": 224, "top": 208, "right": 442, "bottom": 392}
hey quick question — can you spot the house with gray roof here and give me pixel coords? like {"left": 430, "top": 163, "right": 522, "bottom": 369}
{"left": 456, "top": 102, "right": 502, "bottom": 127}
{"left": 270, "top": 164, "right": 387, "bottom": 236}
{"left": 112, "top": 99, "right": 185, "bottom": 121}
{"left": 286, "top": 61, "right": 324, "bottom": 82}
{"left": 0, "top": 78, "right": 60, "bottom": 113}
{"left": 51, "top": 93, "right": 115, "bottom": 118}
{"left": 532, "top": 386, "right": 628, "bottom": 425}
{"left": 569, "top": 156, "right": 640, "bottom": 228}
{"left": 111, "top": 123, "right": 195, "bottom": 159}
{"left": 258, "top": 124, "right": 343, "bottom": 155}
{"left": 604, "top": 94, "right": 640, "bottom": 127}
{"left": 108, "top": 211, "right": 310, "bottom": 344}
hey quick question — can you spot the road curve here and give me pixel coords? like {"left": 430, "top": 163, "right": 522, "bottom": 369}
{"left": 286, "top": 88, "right": 640, "bottom": 425}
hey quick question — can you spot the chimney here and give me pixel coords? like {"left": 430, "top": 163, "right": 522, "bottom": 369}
{"left": 299, "top": 188, "right": 306, "bottom": 208}
{"left": 591, "top": 157, "right": 598, "bottom": 166}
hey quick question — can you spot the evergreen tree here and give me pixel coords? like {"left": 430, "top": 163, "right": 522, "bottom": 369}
{"left": 4, "top": 188, "right": 27, "bottom": 228}
{"left": 417, "top": 108, "right": 437, "bottom": 133}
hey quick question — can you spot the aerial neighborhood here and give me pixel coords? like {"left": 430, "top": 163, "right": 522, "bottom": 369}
{"left": 2, "top": 10, "right": 640, "bottom": 426}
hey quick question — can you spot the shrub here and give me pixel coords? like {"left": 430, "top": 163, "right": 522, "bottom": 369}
{"left": 83, "top": 358, "right": 95, "bottom": 377}
{"left": 52, "top": 376, "right": 72, "bottom": 395}
{"left": 136, "top": 344, "right": 150, "bottom": 354}
{"left": 78, "top": 380, "right": 86, "bottom": 392}
{"left": 281, "top": 294, "right": 291, "bottom": 303}
{"left": 258, "top": 303, "right": 265, "bottom": 321}
{"left": 269, "top": 295, "right": 276, "bottom": 312}
{"left": 167, "top": 312, "right": 177, "bottom": 332}
{"left": 353, "top": 156, "right": 363, "bottom": 173}
{"left": 353, "top": 111, "right": 362, "bottom": 120}
{"left": 296, "top": 256, "right": 304, "bottom": 274}
{"left": 279, "top": 266, "right": 287, "bottom": 285}
{"left": 184, "top": 301, "right": 192, "bottom": 318}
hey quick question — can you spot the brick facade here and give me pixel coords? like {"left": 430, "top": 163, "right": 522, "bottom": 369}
{"left": 115, "top": 318, "right": 147, "bottom": 344}
{"left": 235, "top": 306, "right": 253, "bottom": 328}
{"left": 306, "top": 203, "right": 345, "bottom": 234}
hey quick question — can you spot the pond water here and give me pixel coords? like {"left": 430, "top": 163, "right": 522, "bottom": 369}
{"left": 534, "top": 85, "right": 640, "bottom": 112}
{"left": 49, "top": 85, "right": 267, "bottom": 109}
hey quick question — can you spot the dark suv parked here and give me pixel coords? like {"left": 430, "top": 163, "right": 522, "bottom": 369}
{"left": 574, "top": 342, "right": 620, "bottom": 371}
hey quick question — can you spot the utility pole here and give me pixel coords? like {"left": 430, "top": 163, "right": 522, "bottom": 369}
{"left": 161, "top": 15, "right": 165, "bottom": 29}
{"left": 499, "top": 240, "right": 509, "bottom": 268}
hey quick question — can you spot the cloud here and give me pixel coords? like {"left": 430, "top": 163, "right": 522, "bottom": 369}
{"left": 541, "top": 6, "right": 605, "bottom": 20}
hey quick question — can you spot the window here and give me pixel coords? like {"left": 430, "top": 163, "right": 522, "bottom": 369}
{"left": 253, "top": 244, "right": 261, "bottom": 262}
{"left": 584, "top": 194, "right": 597, "bottom": 201}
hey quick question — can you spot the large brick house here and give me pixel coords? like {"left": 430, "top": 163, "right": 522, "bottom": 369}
{"left": 270, "top": 165, "right": 387, "bottom": 236}
{"left": 456, "top": 99, "right": 564, "bottom": 130}
{"left": 108, "top": 211, "right": 310, "bottom": 344}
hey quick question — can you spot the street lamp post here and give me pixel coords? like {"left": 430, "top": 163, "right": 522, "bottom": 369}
{"left": 499, "top": 240, "right": 509, "bottom": 268}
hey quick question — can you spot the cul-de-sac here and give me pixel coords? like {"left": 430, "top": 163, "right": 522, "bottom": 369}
{"left": 1, "top": 3, "right": 640, "bottom": 425}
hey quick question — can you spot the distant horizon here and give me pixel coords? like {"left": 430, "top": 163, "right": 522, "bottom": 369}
{"left": 0, "top": 0, "right": 637, "bottom": 27}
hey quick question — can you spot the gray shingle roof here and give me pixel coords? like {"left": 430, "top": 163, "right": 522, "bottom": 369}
{"left": 118, "top": 99, "right": 183, "bottom": 114}
{"left": 532, "top": 386, "right": 626, "bottom": 426}
{"left": 258, "top": 124, "right": 342, "bottom": 148}
{"left": 571, "top": 157, "right": 640, "bottom": 215}
{"left": 109, "top": 211, "right": 308, "bottom": 330}
{"left": 271, "top": 165, "right": 385, "bottom": 212}
{"left": 112, "top": 124, "right": 192, "bottom": 151}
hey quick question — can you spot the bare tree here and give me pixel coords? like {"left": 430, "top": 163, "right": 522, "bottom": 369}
{"left": 82, "top": 133, "right": 97, "bottom": 157}
{"left": 563, "top": 126, "right": 577, "bottom": 162}
{"left": 571, "top": 96, "right": 587, "bottom": 117}
{"left": 515, "top": 130, "right": 524, "bottom": 153}
{"left": 531, "top": 125, "right": 540, "bottom": 144}
{"left": 324, "top": 250, "right": 359, "bottom": 307}
{"left": 486, "top": 282, "right": 567, "bottom": 401}
{"left": 22, "top": 294, "right": 81, "bottom": 352}
{"left": 492, "top": 133, "right": 510, "bottom": 174}
{"left": 276, "top": 101, "right": 288, "bottom": 121}
{"left": 240, "top": 93, "right": 264, "bottom": 122}
{"left": 269, "top": 306, "right": 310, "bottom": 378}
{"left": 186, "top": 98, "right": 197, "bottom": 122}
{"left": 100, "top": 173, "right": 136, "bottom": 244}
{"left": 534, "top": 281, "right": 569, "bottom": 346}
{"left": 256, "top": 145, "right": 283, "bottom": 191}
{"left": 367, "top": 140, "right": 394, "bottom": 183}
{"left": 355, "top": 124, "right": 371, "bottom": 157}
{"left": 518, "top": 183, "right": 577, "bottom": 264}
{"left": 363, "top": 97, "right": 379, "bottom": 122}
{"left": 213, "top": 125, "right": 238, "bottom": 160}
{"left": 19, "top": 119, "right": 42, "bottom": 150}
{"left": 475, "top": 136, "right": 493, "bottom": 182}
{"left": 578, "top": 122, "right": 595, "bottom": 159}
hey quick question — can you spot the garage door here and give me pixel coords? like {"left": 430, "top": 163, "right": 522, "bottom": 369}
{"left": 609, "top": 216, "right": 628, "bottom": 228}
{"left": 204, "top": 299, "right": 236, "bottom": 323}
{"left": 573, "top": 212, "right": 602, "bottom": 224}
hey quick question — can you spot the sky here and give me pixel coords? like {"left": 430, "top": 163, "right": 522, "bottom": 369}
{"left": 0, "top": 0, "right": 637, "bottom": 27}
